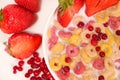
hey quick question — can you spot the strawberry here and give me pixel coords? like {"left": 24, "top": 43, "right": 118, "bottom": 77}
{"left": 57, "top": 0, "right": 84, "bottom": 27}
{"left": 14, "top": 0, "right": 40, "bottom": 12}
{"left": 85, "top": 0, "right": 119, "bottom": 16}
{"left": 6, "top": 32, "right": 42, "bottom": 59}
{"left": 0, "top": 4, "right": 37, "bottom": 34}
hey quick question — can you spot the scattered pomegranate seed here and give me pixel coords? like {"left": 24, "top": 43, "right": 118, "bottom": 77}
{"left": 88, "top": 25, "right": 94, "bottom": 31}
{"left": 28, "top": 69, "right": 33, "bottom": 74}
{"left": 91, "top": 39, "right": 98, "bottom": 46}
{"left": 101, "top": 33, "right": 108, "bottom": 40}
{"left": 18, "top": 60, "right": 24, "bottom": 66}
{"left": 30, "top": 76, "right": 36, "bottom": 80}
{"left": 33, "top": 52, "right": 39, "bottom": 57}
{"left": 63, "top": 66, "right": 70, "bottom": 72}
{"left": 116, "top": 30, "right": 120, "bottom": 36}
{"left": 98, "top": 75, "right": 105, "bottom": 80}
{"left": 25, "top": 73, "right": 30, "bottom": 78}
{"left": 17, "top": 66, "right": 23, "bottom": 71}
{"left": 95, "top": 27, "right": 101, "bottom": 33}
{"left": 65, "top": 57, "right": 72, "bottom": 63}
{"left": 33, "top": 70, "right": 40, "bottom": 76}
{"left": 34, "top": 57, "right": 41, "bottom": 62}
{"left": 86, "top": 33, "right": 91, "bottom": 38}
{"left": 77, "top": 21, "right": 85, "bottom": 28}
{"left": 103, "top": 22, "right": 108, "bottom": 27}
{"left": 95, "top": 46, "right": 101, "bottom": 52}
{"left": 92, "top": 34, "right": 97, "bottom": 40}
{"left": 99, "top": 51, "right": 105, "bottom": 57}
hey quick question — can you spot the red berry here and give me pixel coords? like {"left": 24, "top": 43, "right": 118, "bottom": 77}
{"left": 95, "top": 46, "right": 101, "bottom": 52}
{"left": 25, "top": 73, "right": 30, "bottom": 78}
{"left": 86, "top": 34, "right": 91, "bottom": 38}
{"left": 103, "top": 22, "right": 108, "bottom": 27}
{"left": 88, "top": 25, "right": 94, "bottom": 31}
{"left": 92, "top": 34, "right": 97, "bottom": 40}
{"left": 17, "top": 66, "right": 23, "bottom": 71}
{"left": 65, "top": 57, "right": 72, "bottom": 63}
{"left": 18, "top": 60, "right": 24, "bottom": 66}
{"left": 77, "top": 21, "right": 85, "bottom": 28}
{"left": 63, "top": 66, "right": 70, "bottom": 72}
{"left": 101, "top": 33, "right": 107, "bottom": 40}
{"left": 116, "top": 30, "right": 120, "bottom": 36}
{"left": 95, "top": 27, "right": 101, "bottom": 33}
{"left": 98, "top": 75, "right": 105, "bottom": 80}
{"left": 99, "top": 51, "right": 105, "bottom": 57}
{"left": 28, "top": 69, "right": 33, "bottom": 74}
{"left": 91, "top": 39, "right": 98, "bottom": 46}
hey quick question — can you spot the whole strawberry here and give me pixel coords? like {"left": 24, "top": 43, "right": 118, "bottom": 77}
{"left": 6, "top": 32, "right": 42, "bottom": 59}
{"left": 15, "top": 0, "right": 40, "bottom": 12}
{"left": 0, "top": 4, "right": 37, "bottom": 34}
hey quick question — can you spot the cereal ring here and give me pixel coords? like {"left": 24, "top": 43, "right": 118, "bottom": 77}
{"left": 80, "top": 49, "right": 92, "bottom": 64}
{"left": 104, "top": 57, "right": 114, "bottom": 70}
{"left": 58, "top": 30, "right": 72, "bottom": 38}
{"left": 94, "top": 10, "right": 109, "bottom": 23}
{"left": 69, "top": 34, "right": 81, "bottom": 46}
{"left": 69, "top": 74, "right": 79, "bottom": 80}
{"left": 93, "top": 58, "right": 104, "bottom": 70}
{"left": 83, "top": 68, "right": 94, "bottom": 76}
{"left": 69, "top": 60, "right": 77, "bottom": 69}
{"left": 56, "top": 68, "right": 70, "bottom": 80}
{"left": 53, "top": 20, "right": 63, "bottom": 30}
{"left": 49, "top": 58, "right": 62, "bottom": 71}
{"left": 100, "top": 43, "right": 112, "bottom": 57}
{"left": 107, "top": 71, "right": 115, "bottom": 80}
{"left": 73, "top": 61, "right": 85, "bottom": 74}
{"left": 72, "top": 15, "right": 85, "bottom": 26}
{"left": 85, "top": 44, "right": 98, "bottom": 58}
{"left": 66, "top": 45, "right": 79, "bottom": 57}
{"left": 99, "top": 70, "right": 112, "bottom": 80}
{"left": 73, "top": 28, "right": 82, "bottom": 35}
{"left": 107, "top": 1, "right": 120, "bottom": 17}
{"left": 51, "top": 42, "right": 65, "bottom": 54}
{"left": 60, "top": 54, "right": 69, "bottom": 66}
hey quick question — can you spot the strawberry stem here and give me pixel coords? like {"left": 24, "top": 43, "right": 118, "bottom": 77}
{"left": 0, "top": 9, "right": 3, "bottom": 21}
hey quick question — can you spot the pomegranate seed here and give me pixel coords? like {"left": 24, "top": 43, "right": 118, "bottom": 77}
{"left": 92, "top": 34, "right": 97, "bottom": 40}
{"left": 31, "top": 63, "right": 39, "bottom": 68}
{"left": 91, "top": 39, "right": 98, "bottom": 46}
{"left": 17, "top": 66, "right": 23, "bottom": 71}
{"left": 99, "top": 51, "right": 105, "bottom": 57}
{"left": 41, "top": 73, "right": 47, "bottom": 79}
{"left": 18, "top": 60, "right": 24, "bottom": 66}
{"left": 116, "top": 30, "right": 120, "bottom": 36}
{"left": 13, "top": 66, "right": 18, "bottom": 70}
{"left": 43, "top": 68, "right": 49, "bottom": 73}
{"left": 63, "top": 66, "right": 70, "bottom": 72}
{"left": 33, "top": 52, "right": 39, "bottom": 57}
{"left": 28, "top": 69, "right": 33, "bottom": 74}
{"left": 34, "top": 57, "right": 41, "bottom": 62}
{"left": 101, "top": 33, "right": 107, "bottom": 40}
{"left": 39, "top": 62, "right": 45, "bottom": 69}
{"left": 27, "top": 57, "right": 34, "bottom": 64}
{"left": 103, "top": 22, "right": 108, "bottom": 27}
{"left": 88, "top": 25, "right": 94, "bottom": 31}
{"left": 33, "top": 70, "right": 40, "bottom": 76}
{"left": 95, "top": 46, "right": 101, "bottom": 52}
{"left": 98, "top": 75, "right": 105, "bottom": 80}
{"left": 65, "top": 57, "right": 72, "bottom": 63}
{"left": 25, "top": 73, "right": 30, "bottom": 78}
{"left": 77, "top": 21, "right": 85, "bottom": 28}
{"left": 36, "top": 77, "right": 42, "bottom": 80}
{"left": 95, "top": 27, "right": 101, "bottom": 33}
{"left": 30, "top": 76, "right": 37, "bottom": 80}
{"left": 13, "top": 69, "right": 17, "bottom": 74}
{"left": 86, "top": 34, "right": 91, "bottom": 38}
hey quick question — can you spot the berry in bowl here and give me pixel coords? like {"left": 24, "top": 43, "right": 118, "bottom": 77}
{"left": 43, "top": 0, "right": 120, "bottom": 80}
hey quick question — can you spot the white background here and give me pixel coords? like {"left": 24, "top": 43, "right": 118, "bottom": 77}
{"left": 0, "top": 0, "right": 58, "bottom": 80}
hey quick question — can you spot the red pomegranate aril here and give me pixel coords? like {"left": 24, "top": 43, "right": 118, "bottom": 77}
{"left": 43, "top": 68, "right": 49, "bottom": 73}
{"left": 30, "top": 76, "right": 37, "bottom": 80}
{"left": 36, "top": 77, "right": 42, "bottom": 80}
{"left": 95, "top": 46, "right": 101, "bottom": 52}
{"left": 33, "top": 52, "right": 39, "bottom": 57}
{"left": 34, "top": 57, "right": 41, "bottom": 62}
{"left": 103, "top": 22, "right": 108, "bottom": 27}
{"left": 13, "top": 66, "right": 18, "bottom": 70}
{"left": 99, "top": 51, "right": 105, "bottom": 57}
{"left": 88, "top": 25, "right": 94, "bottom": 31}
{"left": 95, "top": 27, "right": 101, "bottom": 33}
{"left": 101, "top": 33, "right": 108, "bottom": 40}
{"left": 41, "top": 73, "right": 47, "bottom": 79}
{"left": 28, "top": 69, "right": 33, "bottom": 74}
{"left": 27, "top": 57, "right": 35, "bottom": 64}
{"left": 116, "top": 30, "right": 120, "bottom": 36}
{"left": 65, "top": 57, "right": 72, "bottom": 63}
{"left": 18, "top": 66, "right": 23, "bottom": 71}
{"left": 63, "top": 66, "right": 70, "bottom": 72}
{"left": 91, "top": 39, "right": 98, "bottom": 46}
{"left": 33, "top": 70, "right": 40, "bottom": 76}
{"left": 86, "top": 34, "right": 91, "bottom": 38}
{"left": 98, "top": 75, "right": 105, "bottom": 80}
{"left": 77, "top": 21, "right": 85, "bottom": 28}
{"left": 92, "top": 34, "right": 97, "bottom": 40}
{"left": 25, "top": 73, "right": 30, "bottom": 78}
{"left": 18, "top": 60, "right": 24, "bottom": 66}
{"left": 39, "top": 62, "right": 45, "bottom": 69}
{"left": 31, "top": 63, "right": 39, "bottom": 68}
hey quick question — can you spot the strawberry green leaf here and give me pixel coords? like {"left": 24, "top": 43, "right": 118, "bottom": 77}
{"left": 0, "top": 9, "right": 3, "bottom": 21}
